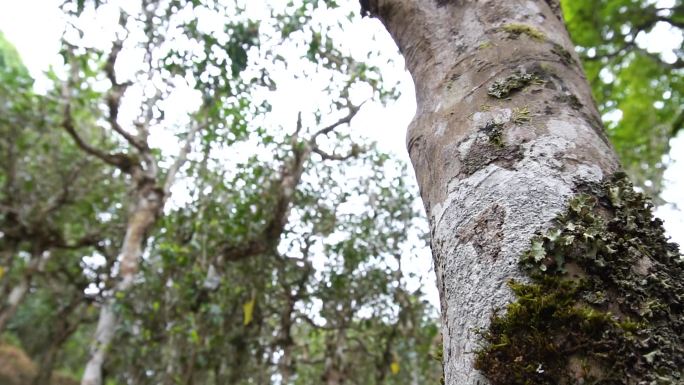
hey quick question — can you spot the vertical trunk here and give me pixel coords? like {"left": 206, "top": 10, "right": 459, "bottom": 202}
{"left": 277, "top": 306, "right": 295, "bottom": 385}
{"left": 322, "top": 330, "right": 346, "bottom": 385}
{"left": 0, "top": 279, "right": 29, "bottom": 333}
{"left": 162, "top": 323, "right": 180, "bottom": 385}
{"left": 81, "top": 180, "right": 163, "bottom": 385}
{"left": 0, "top": 244, "right": 18, "bottom": 295}
{"left": 33, "top": 300, "right": 83, "bottom": 385}
{"left": 0, "top": 251, "right": 43, "bottom": 333}
{"left": 279, "top": 344, "right": 294, "bottom": 384}
{"left": 0, "top": 285, "right": 27, "bottom": 333}
{"left": 368, "top": 0, "right": 621, "bottom": 383}
{"left": 32, "top": 343, "right": 59, "bottom": 385}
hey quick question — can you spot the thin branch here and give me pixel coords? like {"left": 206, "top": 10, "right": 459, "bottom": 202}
{"left": 216, "top": 103, "right": 363, "bottom": 262}
{"left": 163, "top": 121, "right": 204, "bottom": 195}
{"left": 309, "top": 102, "right": 365, "bottom": 161}
{"left": 104, "top": 36, "right": 145, "bottom": 152}
{"left": 40, "top": 161, "right": 87, "bottom": 218}
{"left": 61, "top": 104, "right": 136, "bottom": 172}
{"left": 312, "top": 146, "right": 361, "bottom": 161}
{"left": 310, "top": 102, "right": 363, "bottom": 143}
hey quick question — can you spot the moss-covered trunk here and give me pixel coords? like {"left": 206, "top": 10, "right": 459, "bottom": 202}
{"left": 363, "top": 0, "right": 683, "bottom": 383}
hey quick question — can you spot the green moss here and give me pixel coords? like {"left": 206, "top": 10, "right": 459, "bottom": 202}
{"left": 478, "top": 41, "right": 494, "bottom": 50}
{"left": 551, "top": 43, "right": 574, "bottom": 66}
{"left": 475, "top": 173, "right": 684, "bottom": 385}
{"left": 482, "top": 120, "right": 505, "bottom": 146}
{"left": 512, "top": 106, "right": 531, "bottom": 124}
{"left": 502, "top": 23, "right": 546, "bottom": 41}
{"left": 431, "top": 340, "right": 445, "bottom": 385}
{"left": 487, "top": 73, "right": 538, "bottom": 99}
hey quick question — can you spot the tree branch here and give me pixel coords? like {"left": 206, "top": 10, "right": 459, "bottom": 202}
{"left": 312, "top": 145, "right": 361, "bottom": 161}
{"left": 61, "top": 104, "right": 137, "bottom": 172}
{"left": 163, "top": 121, "right": 204, "bottom": 195}
{"left": 218, "top": 103, "right": 364, "bottom": 262}
{"left": 310, "top": 102, "right": 363, "bottom": 143}
{"left": 104, "top": 36, "right": 146, "bottom": 152}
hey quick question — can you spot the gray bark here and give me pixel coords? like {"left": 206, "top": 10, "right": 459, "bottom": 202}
{"left": 81, "top": 180, "right": 164, "bottom": 385}
{"left": 367, "top": 0, "right": 620, "bottom": 383}
{"left": 79, "top": 119, "right": 202, "bottom": 385}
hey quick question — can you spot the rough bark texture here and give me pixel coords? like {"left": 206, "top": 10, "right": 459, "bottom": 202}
{"left": 367, "top": 0, "right": 623, "bottom": 383}
{"left": 473, "top": 174, "right": 683, "bottom": 384}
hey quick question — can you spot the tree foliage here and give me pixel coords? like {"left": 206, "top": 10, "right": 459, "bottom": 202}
{"left": 1, "top": 1, "right": 440, "bottom": 384}
{"left": 562, "top": 0, "right": 683, "bottom": 198}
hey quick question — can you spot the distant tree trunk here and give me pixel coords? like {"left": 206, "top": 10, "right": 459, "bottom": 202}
{"left": 32, "top": 301, "right": 82, "bottom": 385}
{"left": 0, "top": 282, "right": 28, "bottom": 333}
{"left": 81, "top": 177, "right": 164, "bottom": 385}
{"left": 0, "top": 250, "right": 43, "bottom": 333}
{"left": 364, "top": 0, "right": 682, "bottom": 384}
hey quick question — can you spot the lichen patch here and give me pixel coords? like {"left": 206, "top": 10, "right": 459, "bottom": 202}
{"left": 501, "top": 23, "right": 546, "bottom": 41}
{"left": 474, "top": 173, "right": 684, "bottom": 385}
{"left": 487, "top": 73, "right": 538, "bottom": 99}
{"left": 458, "top": 204, "right": 507, "bottom": 259}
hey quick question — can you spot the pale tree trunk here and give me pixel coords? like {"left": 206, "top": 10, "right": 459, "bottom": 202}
{"left": 81, "top": 178, "right": 164, "bottom": 385}
{"left": 0, "top": 281, "right": 29, "bottom": 332}
{"left": 0, "top": 250, "right": 45, "bottom": 333}
{"left": 363, "top": 0, "right": 645, "bottom": 383}
{"left": 78, "top": 124, "right": 199, "bottom": 385}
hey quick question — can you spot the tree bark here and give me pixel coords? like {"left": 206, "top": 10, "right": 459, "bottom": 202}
{"left": 366, "top": 0, "right": 623, "bottom": 383}
{"left": 81, "top": 178, "right": 164, "bottom": 385}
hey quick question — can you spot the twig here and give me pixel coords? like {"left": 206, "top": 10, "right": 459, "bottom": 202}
{"left": 310, "top": 102, "right": 363, "bottom": 143}
{"left": 163, "top": 121, "right": 204, "bottom": 195}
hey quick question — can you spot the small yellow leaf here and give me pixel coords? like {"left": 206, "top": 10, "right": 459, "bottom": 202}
{"left": 0, "top": 266, "right": 5, "bottom": 279}
{"left": 390, "top": 361, "right": 400, "bottom": 375}
{"left": 243, "top": 297, "right": 256, "bottom": 326}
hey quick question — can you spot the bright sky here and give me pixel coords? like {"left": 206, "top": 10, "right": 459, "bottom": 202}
{"left": 0, "top": 0, "right": 681, "bottom": 308}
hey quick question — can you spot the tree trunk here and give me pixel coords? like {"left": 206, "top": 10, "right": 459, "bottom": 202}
{"left": 365, "top": 0, "right": 682, "bottom": 384}
{"left": 32, "top": 301, "right": 82, "bottom": 385}
{"left": 81, "top": 179, "right": 163, "bottom": 385}
{"left": 0, "top": 279, "right": 29, "bottom": 333}
{"left": 0, "top": 251, "right": 44, "bottom": 333}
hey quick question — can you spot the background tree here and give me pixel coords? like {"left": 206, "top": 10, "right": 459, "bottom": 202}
{"left": 562, "top": 0, "right": 683, "bottom": 198}
{"left": 1, "top": 1, "right": 441, "bottom": 384}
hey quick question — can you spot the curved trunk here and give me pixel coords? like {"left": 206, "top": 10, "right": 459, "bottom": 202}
{"left": 81, "top": 181, "right": 163, "bottom": 385}
{"left": 367, "top": 0, "right": 624, "bottom": 383}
